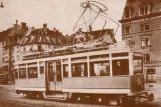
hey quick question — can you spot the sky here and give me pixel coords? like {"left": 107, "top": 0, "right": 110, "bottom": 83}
{"left": 0, "top": 0, "right": 126, "bottom": 41}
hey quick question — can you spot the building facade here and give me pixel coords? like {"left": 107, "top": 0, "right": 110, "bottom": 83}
{"left": 0, "top": 20, "right": 65, "bottom": 76}
{"left": 119, "top": 0, "right": 161, "bottom": 87}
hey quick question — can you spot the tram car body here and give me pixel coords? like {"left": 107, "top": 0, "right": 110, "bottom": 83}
{"left": 14, "top": 42, "right": 154, "bottom": 105}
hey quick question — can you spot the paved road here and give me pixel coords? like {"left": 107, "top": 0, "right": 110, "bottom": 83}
{"left": 0, "top": 85, "right": 161, "bottom": 107}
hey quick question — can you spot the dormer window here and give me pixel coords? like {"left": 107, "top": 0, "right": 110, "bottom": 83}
{"left": 139, "top": 2, "right": 151, "bottom": 16}
{"left": 124, "top": 7, "right": 132, "bottom": 19}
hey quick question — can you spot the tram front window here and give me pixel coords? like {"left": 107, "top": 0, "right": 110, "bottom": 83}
{"left": 133, "top": 56, "right": 143, "bottom": 75}
{"left": 90, "top": 61, "right": 110, "bottom": 76}
{"left": 112, "top": 59, "right": 129, "bottom": 75}
{"left": 28, "top": 67, "right": 38, "bottom": 78}
{"left": 72, "top": 63, "right": 87, "bottom": 77}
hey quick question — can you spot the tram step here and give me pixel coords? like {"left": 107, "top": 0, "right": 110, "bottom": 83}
{"left": 46, "top": 96, "right": 66, "bottom": 100}
{"left": 45, "top": 93, "right": 68, "bottom": 100}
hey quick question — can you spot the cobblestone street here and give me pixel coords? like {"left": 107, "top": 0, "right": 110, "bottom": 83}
{"left": 0, "top": 85, "right": 161, "bottom": 107}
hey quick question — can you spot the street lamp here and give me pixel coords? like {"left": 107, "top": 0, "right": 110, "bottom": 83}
{"left": 0, "top": 2, "right": 4, "bottom": 8}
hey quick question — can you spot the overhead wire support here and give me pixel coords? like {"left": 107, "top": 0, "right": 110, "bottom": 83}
{"left": 73, "top": 7, "right": 88, "bottom": 32}
{"left": 73, "top": 0, "right": 119, "bottom": 37}
{"left": 90, "top": 7, "right": 120, "bottom": 36}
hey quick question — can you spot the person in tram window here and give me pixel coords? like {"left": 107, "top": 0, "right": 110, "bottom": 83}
{"left": 113, "top": 61, "right": 122, "bottom": 75}
{"left": 116, "top": 61, "right": 122, "bottom": 75}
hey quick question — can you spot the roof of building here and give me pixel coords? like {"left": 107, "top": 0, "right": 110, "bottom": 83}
{"left": 70, "top": 29, "right": 117, "bottom": 43}
{"left": 20, "top": 28, "right": 65, "bottom": 45}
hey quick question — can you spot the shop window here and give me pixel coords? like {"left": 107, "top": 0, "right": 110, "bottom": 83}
{"left": 133, "top": 56, "right": 143, "bottom": 75}
{"left": 140, "top": 23, "right": 149, "bottom": 32}
{"left": 112, "top": 59, "right": 129, "bottom": 75}
{"left": 28, "top": 67, "right": 38, "bottom": 78}
{"left": 19, "top": 68, "right": 26, "bottom": 78}
{"left": 146, "top": 68, "right": 156, "bottom": 83}
{"left": 90, "top": 61, "right": 110, "bottom": 76}
{"left": 141, "top": 38, "right": 150, "bottom": 47}
{"left": 72, "top": 63, "right": 88, "bottom": 77}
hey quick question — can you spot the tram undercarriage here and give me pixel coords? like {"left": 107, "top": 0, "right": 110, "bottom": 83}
{"left": 16, "top": 89, "right": 154, "bottom": 106}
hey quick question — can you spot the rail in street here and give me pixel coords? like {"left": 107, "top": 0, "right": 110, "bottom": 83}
{"left": 0, "top": 85, "right": 161, "bottom": 107}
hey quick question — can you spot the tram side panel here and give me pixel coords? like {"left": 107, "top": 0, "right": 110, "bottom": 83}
{"left": 63, "top": 75, "right": 145, "bottom": 95}
{"left": 15, "top": 78, "right": 46, "bottom": 94}
{"left": 63, "top": 76, "right": 131, "bottom": 94}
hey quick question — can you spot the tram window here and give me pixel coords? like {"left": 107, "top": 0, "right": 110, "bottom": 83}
{"left": 19, "top": 68, "right": 26, "bottom": 78}
{"left": 28, "top": 67, "right": 38, "bottom": 78}
{"left": 56, "top": 62, "right": 62, "bottom": 81}
{"left": 15, "top": 69, "right": 18, "bottom": 79}
{"left": 72, "top": 63, "right": 88, "bottom": 77}
{"left": 90, "top": 61, "right": 110, "bottom": 76}
{"left": 40, "top": 66, "right": 44, "bottom": 78}
{"left": 112, "top": 59, "right": 129, "bottom": 75}
{"left": 48, "top": 62, "right": 54, "bottom": 81}
{"left": 63, "top": 65, "right": 69, "bottom": 77}
{"left": 133, "top": 56, "right": 143, "bottom": 75}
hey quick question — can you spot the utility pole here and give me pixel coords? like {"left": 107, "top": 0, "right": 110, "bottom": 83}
{"left": 8, "top": 37, "right": 13, "bottom": 82}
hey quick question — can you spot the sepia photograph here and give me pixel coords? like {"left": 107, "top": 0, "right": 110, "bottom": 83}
{"left": 0, "top": 0, "right": 161, "bottom": 107}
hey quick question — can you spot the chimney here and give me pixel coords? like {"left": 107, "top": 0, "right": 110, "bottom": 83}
{"left": 53, "top": 28, "right": 56, "bottom": 32}
{"left": 21, "top": 22, "right": 26, "bottom": 29}
{"left": 43, "top": 23, "right": 47, "bottom": 29}
{"left": 16, "top": 20, "right": 18, "bottom": 25}
{"left": 79, "top": 28, "right": 82, "bottom": 32}
{"left": 14, "top": 20, "right": 18, "bottom": 29}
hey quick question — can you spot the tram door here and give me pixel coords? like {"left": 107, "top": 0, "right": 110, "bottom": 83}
{"left": 46, "top": 61, "right": 62, "bottom": 91}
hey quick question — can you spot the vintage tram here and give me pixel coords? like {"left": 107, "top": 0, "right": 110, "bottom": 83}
{"left": 14, "top": 42, "right": 154, "bottom": 106}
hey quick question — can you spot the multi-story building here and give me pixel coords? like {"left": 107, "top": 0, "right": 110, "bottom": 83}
{"left": 0, "top": 20, "right": 65, "bottom": 76}
{"left": 119, "top": 0, "right": 161, "bottom": 87}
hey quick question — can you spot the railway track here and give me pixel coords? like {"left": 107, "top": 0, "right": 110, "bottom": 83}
{"left": 0, "top": 85, "right": 160, "bottom": 107}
